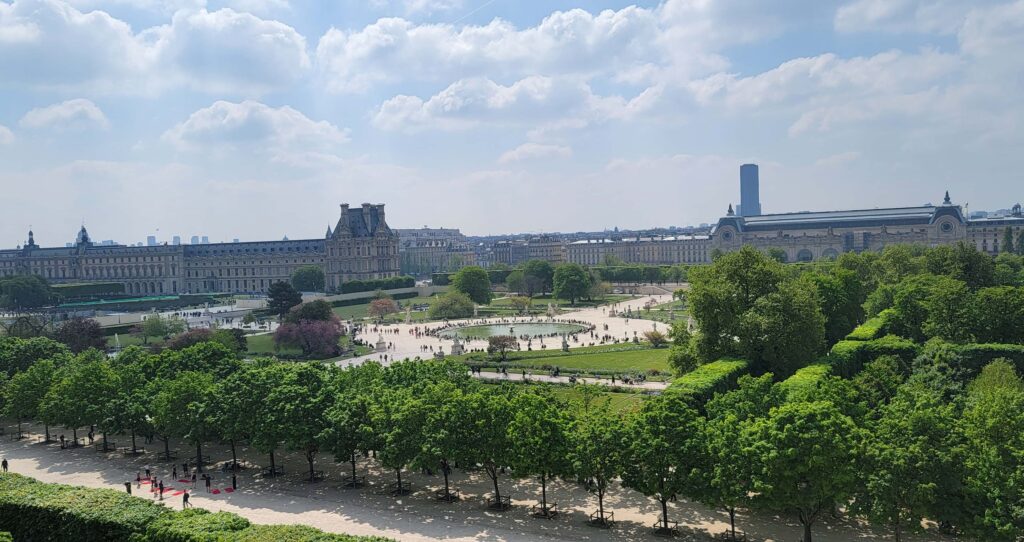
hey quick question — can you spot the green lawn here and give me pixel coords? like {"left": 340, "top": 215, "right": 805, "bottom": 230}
{"left": 245, "top": 333, "right": 371, "bottom": 359}
{"left": 332, "top": 296, "right": 438, "bottom": 322}
{"left": 489, "top": 294, "right": 633, "bottom": 309}
{"left": 105, "top": 333, "right": 152, "bottom": 348}
{"left": 548, "top": 387, "right": 647, "bottom": 412}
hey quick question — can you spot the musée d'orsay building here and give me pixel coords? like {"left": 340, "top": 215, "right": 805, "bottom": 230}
{"left": 0, "top": 203, "right": 400, "bottom": 295}
{"left": 2, "top": 194, "right": 1023, "bottom": 294}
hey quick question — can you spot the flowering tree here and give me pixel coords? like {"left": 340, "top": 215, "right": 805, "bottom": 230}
{"left": 368, "top": 298, "right": 399, "bottom": 321}
{"left": 274, "top": 315, "right": 344, "bottom": 358}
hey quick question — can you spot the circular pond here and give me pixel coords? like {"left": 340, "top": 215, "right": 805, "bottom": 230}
{"left": 438, "top": 322, "right": 588, "bottom": 340}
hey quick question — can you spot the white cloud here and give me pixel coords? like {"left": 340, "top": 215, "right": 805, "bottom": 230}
{"left": 835, "top": 0, "right": 1003, "bottom": 34}
{"left": 19, "top": 98, "right": 110, "bottom": 130}
{"left": 0, "top": 125, "right": 13, "bottom": 144}
{"left": 373, "top": 76, "right": 661, "bottom": 132}
{"left": 815, "top": 151, "right": 862, "bottom": 167}
{"left": 0, "top": 1, "right": 308, "bottom": 94}
{"left": 162, "top": 100, "right": 348, "bottom": 159}
{"left": 498, "top": 143, "right": 572, "bottom": 164}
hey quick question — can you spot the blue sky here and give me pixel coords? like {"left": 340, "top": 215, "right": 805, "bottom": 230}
{"left": 1, "top": 0, "right": 1022, "bottom": 246}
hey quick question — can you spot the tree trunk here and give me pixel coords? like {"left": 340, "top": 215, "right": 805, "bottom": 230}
{"left": 196, "top": 442, "right": 203, "bottom": 473}
{"left": 131, "top": 431, "right": 137, "bottom": 453}
{"left": 350, "top": 452, "right": 358, "bottom": 483}
{"left": 73, "top": 427, "right": 78, "bottom": 442}
{"left": 540, "top": 472, "right": 548, "bottom": 511}
{"left": 230, "top": 441, "right": 238, "bottom": 470}
{"left": 660, "top": 498, "right": 669, "bottom": 531}
{"left": 442, "top": 459, "right": 451, "bottom": 498}
{"left": 729, "top": 507, "right": 737, "bottom": 541}
{"left": 16, "top": 419, "right": 22, "bottom": 439}
{"left": 269, "top": 450, "right": 276, "bottom": 476}
{"left": 307, "top": 450, "right": 316, "bottom": 482}
{"left": 45, "top": 424, "right": 50, "bottom": 442}
{"left": 894, "top": 510, "right": 902, "bottom": 542}
{"left": 597, "top": 485, "right": 605, "bottom": 522}
{"left": 395, "top": 468, "right": 403, "bottom": 493}
{"left": 487, "top": 464, "right": 501, "bottom": 503}
{"left": 103, "top": 432, "right": 109, "bottom": 452}
{"left": 163, "top": 436, "right": 170, "bottom": 461}
{"left": 803, "top": 521, "right": 812, "bottom": 542}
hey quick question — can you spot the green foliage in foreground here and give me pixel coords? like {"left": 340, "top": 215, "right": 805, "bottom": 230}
{"left": 0, "top": 473, "right": 394, "bottom": 542}
{"left": 829, "top": 335, "right": 919, "bottom": 378}
{"left": 776, "top": 363, "right": 833, "bottom": 401}
{"left": 666, "top": 359, "right": 749, "bottom": 406}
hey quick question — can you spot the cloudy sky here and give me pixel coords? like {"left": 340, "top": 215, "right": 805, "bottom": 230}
{"left": 1, "top": 0, "right": 1022, "bottom": 246}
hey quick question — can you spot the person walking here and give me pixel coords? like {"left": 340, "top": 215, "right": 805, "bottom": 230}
{"left": 231, "top": 473, "right": 237, "bottom": 490}
{"left": 191, "top": 472, "right": 197, "bottom": 489}
{"left": 2, "top": 458, "right": 8, "bottom": 472}
{"left": 182, "top": 491, "right": 191, "bottom": 509}
{"left": 172, "top": 466, "right": 177, "bottom": 480}
{"left": 124, "top": 481, "right": 131, "bottom": 495}
{"left": 144, "top": 465, "right": 151, "bottom": 479}
{"left": 204, "top": 474, "right": 211, "bottom": 493}
{"left": 158, "top": 480, "right": 164, "bottom": 500}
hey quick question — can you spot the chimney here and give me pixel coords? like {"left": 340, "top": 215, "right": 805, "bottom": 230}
{"left": 376, "top": 204, "right": 386, "bottom": 226}
{"left": 362, "top": 203, "right": 372, "bottom": 232}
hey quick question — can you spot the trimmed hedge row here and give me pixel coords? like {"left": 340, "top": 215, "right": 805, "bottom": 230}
{"left": 828, "top": 335, "right": 919, "bottom": 378}
{"left": 51, "top": 282, "right": 126, "bottom": 298}
{"left": 0, "top": 473, "right": 393, "bottom": 542}
{"left": 431, "top": 270, "right": 510, "bottom": 286}
{"left": 776, "top": 363, "right": 833, "bottom": 401}
{"left": 844, "top": 309, "right": 893, "bottom": 341}
{"left": 666, "top": 358, "right": 749, "bottom": 406}
{"left": 930, "top": 342, "right": 1024, "bottom": 381}
{"left": 339, "top": 276, "right": 414, "bottom": 294}
{"left": 328, "top": 291, "right": 419, "bottom": 309}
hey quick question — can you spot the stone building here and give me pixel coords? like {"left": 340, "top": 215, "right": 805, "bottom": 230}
{"left": 0, "top": 203, "right": 400, "bottom": 295}
{"left": 567, "top": 235, "right": 710, "bottom": 266}
{"left": 399, "top": 238, "right": 476, "bottom": 275}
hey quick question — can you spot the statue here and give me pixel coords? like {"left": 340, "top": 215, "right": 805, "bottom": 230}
{"left": 405, "top": 305, "right": 412, "bottom": 324}
{"left": 451, "top": 336, "right": 464, "bottom": 356}
{"left": 375, "top": 334, "right": 387, "bottom": 352}
{"left": 561, "top": 334, "right": 569, "bottom": 353}
{"left": 473, "top": 304, "right": 479, "bottom": 318}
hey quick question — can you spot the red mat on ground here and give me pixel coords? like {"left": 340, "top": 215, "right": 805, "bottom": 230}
{"left": 223, "top": 488, "right": 234, "bottom": 493}
{"left": 178, "top": 479, "right": 191, "bottom": 483}
{"left": 211, "top": 489, "right": 221, "bottom": 495}
{"left": 171, "top": 490, "right": 185, "bottom": 496}
{"left": 140, "top": 480, "right": 151, "bottom": 485}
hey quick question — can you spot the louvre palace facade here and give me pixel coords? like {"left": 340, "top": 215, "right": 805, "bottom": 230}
{"left": 0, "top": 203, "right": 400, "bottom": 295}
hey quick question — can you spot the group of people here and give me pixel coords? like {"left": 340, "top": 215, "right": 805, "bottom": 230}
{"left": 126, "top": 463, "right": 236, "bottom": 508}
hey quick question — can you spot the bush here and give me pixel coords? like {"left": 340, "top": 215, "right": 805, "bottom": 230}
{"left": 51, "top": 282, "right": 125, "bottom": 299}
{"left": 844, "top": 309, "right": 893, "bottom": 341}
{"left": 432, "top": 269, "right": 509, "bottom": 287}
{"left": 923, "top": 342, "right": 1024, "bottom": 381}
{"left": 146, "top": 509, "right": 251, "bottom": 542}
{"left": 828, "top": 335, "right": 919, "bottom": 378}
{"left": 339, "top": 276, "right": 414, "bottom": 294}
{"left": 776, "top": 363, "right": 833, "bottom": 401}
{"left": 427, "top": 292, "right": 475, "bottom": 320}
{"left": 666, "top": 358, "right": 749, "bottom": 407}
{"left": 328, "top": 292, "right": 418, "bottom": 308}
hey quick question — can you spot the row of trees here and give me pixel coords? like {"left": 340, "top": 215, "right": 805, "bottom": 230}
{"left": 2, "top": 333, "right": 1021, "bottom": 541}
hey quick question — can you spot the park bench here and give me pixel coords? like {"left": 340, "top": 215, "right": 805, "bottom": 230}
{"left": 389, "top": 480, "right": 411, "bottom": 496}
{"left": 486, "top": 494, "right": 512, "bottom": 511}
{"left": 95, "top": 441, "right": 116, "bottom": 452}
{"left": 588, "top": 510, "right": 615, "bottom": 528}
{"left": 308, "top": 470, "right": 326, "bottom": 482}
{"left": 342, "top": 474, "right": 365, "bottom": 489}
{"left": 530, "top": 502, "right": 558, "bottom": 519}
{"left": 118, "top": 447, "right": 146, "bottom": 456}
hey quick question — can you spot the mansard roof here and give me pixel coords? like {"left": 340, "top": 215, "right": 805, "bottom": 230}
{"left": 714, "top": 205, "right": 966, "bottom": 233}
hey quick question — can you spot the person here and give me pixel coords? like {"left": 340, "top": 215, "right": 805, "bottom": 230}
{"left": 87, "top": 429, "right": 94, "bottom": 445}
{"left": 231, "top": 473, "right": 237, "bottom": 490}
{"left": 144, "top": 465, "right": 151, "bottom": 479}
{"left": 60, "top": 434, "right": 66, "bottom": 449}
{"left": 2, "top": 458, "right": 8, "bottom": 472}
{"left": 158, "top": 480, "right": 164, "bottom": 500}
{"left": 182, "top": 491, "right": 191, "bottom": 509}
{"left": 124, "top": 481, "right": 131, "bottom": 495}
{"left": 205, "top": 474, "right": 211, "bottom": 493}
{"left": 191, "top": 472, "right": 197, "bottom": 488}
{"left": 136, "top": 472, "right": 141, "bottom": 488}
{"left": 172, "top": 466, "right": 177, "bottom": 480}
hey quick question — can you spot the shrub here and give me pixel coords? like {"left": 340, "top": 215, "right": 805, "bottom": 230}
{"left": 146, "top": 509, "right": 250, "bottom": 542}
{"left": 427, "top": 292, "right": 475, "bottom": 320}
{"left": 844, "top": 309, "right": 893, "bottom": 341}
{"left": 666, "top": 359, "right": 749, "bottom": 407}
{"left": 339, "top": 276, "right": 414, "bottom": 294}
{"left": 776, "top": 363, "right": 833, "bottom": 401}
{"left": 828, "top": 335, "right": 919, "bottom": 378}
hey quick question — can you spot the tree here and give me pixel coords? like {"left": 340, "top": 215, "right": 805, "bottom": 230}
{"left": 1017, "top": 231, "right": 1024, "bottom": 258}
{"left": 0, "top": 275, "right": 52, "bottom": 311}
{"left": 568, "top": 396, "right": 624, "bottom": 526}
{"left": 39, "top": 354, "right": 119, "bottom": 445}
{"left": 464, "top": 387, "right": 517, "bottom": 509}
{"left": 508, "top": 391, "right": 571, "bottom": 517}
{"left": 3, "top": 359, "right": 57, "bottom": 439}
{"left": 369, "top": 387, "right": 424, "bottom": 495}
{"left": 738, "top": 281, "right": 825, "bottom": 378}
{"left": 553, "top": 263, "right": 591, "bottom": 305}
{"left": 970, "top": 286, "right": 1024, "bottom": 344}
{"left": 267, "top": 363, "right": 332, "bottom": 482}
{"left": 921, "top": 277, "right": 973, "bottom": 343}
{"left": 803, "top": 269, "right": 865, "bottom": 346}
{"left": 284, "top": 300, "right": 334, "bottom": 324}
{"left": 291, "top": 265, "right": 325, "bottom": 292}
{"left": 322, "top": 364, "right": 380, "bottom": 487}
{"left": 368, "top": 298, "right": 399, "bottom": 321}
{"left": 853, "top": 382, "right": 959, "bottom": 542}
{"left": 267, "top": 281, "right": 303, "bottom": 318}
{"left": 522, "top": 260, "right": 554, "bottom": 296}
{"left": 746, "top": 400, "right": 860, "bottom": 542}
{"left": 487, "top": 335, "right": 517, "bottom": 361}
{"left": 507, "top": 296, "right": 532, "bottom": 315}
{"left": 667, "top": 323, "right": 699, "bottom": 374}
{"left": 0, "top": 337, "right": 69, "bottom": 377}
{"left": 52, "top": 317, "right": 106, "bottom": 353}
{"left": 150, "top": 372, "right": 217, "bottom": 472}
{"left": 505, "top": 270, "right": 526, "bottom": 294}
{"left": 274, "top": 316, "right": 344, "bottom": 358}
{"left": 140, "top": 315, "right": 168, "bottom": 345}
{"left": 643, "top": 330, "right": 668, "bottom": 348}
{"left": 767, "top": 247, "right": 788, "bottom": 263}
{"left": 451, "top": 266, "right": 492, "bottom": 305}
{"left": 621, "top": 393, "right": 704, "bottom": 534}
{"left": 1002, "top": 227, "right": 1016, "bottom": 256}
{"left": 417, "top": 382, "right": 474, "bottom": 501}
{"left": 428, "top": 292, "right": 475, "bottom": 320}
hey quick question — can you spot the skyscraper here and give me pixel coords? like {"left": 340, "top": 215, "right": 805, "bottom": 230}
{"left": 739, "top": 163, "right": 762, "bottom": 217}
{"left": 172, "top": 236, "right": 181, "bottom": 245}
{"left": 147, "top": 235, "right": 157, "bottom": 246}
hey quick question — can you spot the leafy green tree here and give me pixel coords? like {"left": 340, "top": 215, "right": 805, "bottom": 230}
{"left": 508, "top": 391, "right": 571, "bottom": 515}
{"left": 451, "top": 266, "right": 492, "bottom": 305}
{"left": 568, "top": 395, "right": 624, "bottom": 525}
{"left": 417, "top": 382, "right": 474, "bottom": 501}
{"left": 150, "top": 371, "right": 217, "bottom": 472}
{"left": 507, "top": 295, "right": 532, "bottom": 314}
{"left": 464, "top": 387, "right": 517, "bottom": 509}
{"left": 667, "top": 322, "right": 699, "bottom": 374}
{"left": 369, "top": 387, "right": 424, "bottom": 494}
{"left": 486, "top": 335, "right": 517, "bottom": 361}
{"left": 852, "top": 355, "right": 905, "bottom": 413}
{"left": 0, "top": 274, "right": 52, "bottom": 311}
{"left": 267, "top": 363, "right": 332, "bottom": 482}
{"left": 970, "top": 286, "right": 1024, "bottom": 344}
{"left": 853, "top": 381, "right": 959, "bottom": 542}
{"left": 267, "top": 281, "right": 303, "bottom": 318}
{"left": 141, "top": 316, "right": 168, "bottom": 345}
{"left": 3, "top": 359, "right": 57, "bottom": 438}
{"left": 745, "top": 400, "right": 860, "bottom": 542}
{"left": 1017, "top": 232, "right": 1024, "bottom": 258}
{"left": 552, "top": 263, "right": 591, "bottom": 305}
{"left": 1002, "top": 227, "right": 1016, "bottom": 256}
{"left": 921, "top": 277, "right": 973, "bottom": 342}
{"left": 212, "top": 361, "right": 278, "bottom": 470}
{"left": 322, "top": 365, "right": 379, "bottom": 487}
{"left": 738, "top": 281, "right": 825, "bottom": 378}
{"left": 766, "top": 247, "right": 788, "bottom": 263}
{"left": 621, "top": 393, "right": 705, "bottom": 533}
{"left": 39, "top": 354, "right": 119, "bottom": 445}
{"left": 959, "top": 360, "right": 1024, "bottom": 540}
{"left": 0, "top": 336, "right": 69, "bottom": 376}
{"left": 803, "top": 269, "right": 864, "bottom": 345}
{"left": 427, "top": 292, "right": 475, "bottom": 320}
{"left": 522, "top": 260, "right": 554, "bottom": 296}
{"left": 284, "top": 300, "right": 334, "bottom": 324}
{"left": 505, "top": 270, "right": 526, "bottom": 294}
{"left": 291, "top": 265, "right": 325, "bottom": 292}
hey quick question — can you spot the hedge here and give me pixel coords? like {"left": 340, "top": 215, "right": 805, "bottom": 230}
{"left": 666, "top": 358, "right": 749, "bottom": 406}
{"left": 338, "top": 276, "right": 414, "bottom": 294}
{"left": 0, "top": 533, "right": 11, "bottom": 542}
{"left": 921, "top": 342, "right": 1024, "bottom": 381}
{"left": 51, "top": 282, "right": 126, "bottom": 298}
{"left": 0, "top": 473, "right": 394, "bottom": 542}
{"left": 328, "top": 291, "right": 419, "bottom": 308}
{"left": 828, "top": 335, "right": 919, "bottom": 378}
{"left": 431, "top": 269, "right": 510, "bottom": 286}
{"left": 844, "top": 309, "right": 893, "bottom": 341}
{"left": 776, "top": 363, "right": 833, "bottom": 401}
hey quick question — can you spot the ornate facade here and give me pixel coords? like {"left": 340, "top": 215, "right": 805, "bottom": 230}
{"left": 0, "top": 203, "right": 400, "bottom": 295}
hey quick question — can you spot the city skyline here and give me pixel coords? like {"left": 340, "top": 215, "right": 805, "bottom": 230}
{"left": 2, "top": 0, "right": 1023, "bottom": 247}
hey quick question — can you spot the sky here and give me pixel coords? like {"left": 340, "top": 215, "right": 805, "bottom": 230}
{"left": 1, "top": 0, "right": 1022, "bottom": 247}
